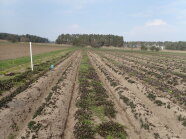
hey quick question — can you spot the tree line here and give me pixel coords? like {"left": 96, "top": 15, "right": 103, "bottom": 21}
{"left": 56, "top": 34, "right": 124, "bottom": 47}
{"left": 165, "top": 41, "right": 186, "bottom": 50}
{"left": 0, "top": 33, "right": 49, "bottom": 43}
{"left": 125, "top": 41, "right": 186, "bottom": 51}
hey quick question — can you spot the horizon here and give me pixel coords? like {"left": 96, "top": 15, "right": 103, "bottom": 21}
{"left": 1, "top": 0, "right": 186, "bottom": 42}
{"left": 2, "top": 32, "right": 186, "bottom": 43}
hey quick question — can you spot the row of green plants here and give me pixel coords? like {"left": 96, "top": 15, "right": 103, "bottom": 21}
{"left": 0, "top": 50, "right": 74, "bottom": 108}
{"left": 20, "top": 61, "right": 73, "bottom": 139}
{"left": 97, "top": 52, "right": 186, "bottom": 130}
{"left": 100, "top": 53, "right": 186, "bottom": 106}
{"left": 92, "top": 57, "right": 155, "bottom": 130}
{"left": 127, "top": 51, "right": 185, "bottom": 81}
{"left": 116, "top": 52, "right": 185, "bottom": 84}
{"left": 74, "top": 52, "right": 127, "bottom": 139}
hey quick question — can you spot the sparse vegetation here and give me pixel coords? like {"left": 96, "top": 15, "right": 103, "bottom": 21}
{"left": 147, "top": 93, "right": 156, "bottom": 101}
{"left": 141, "top": 45, "right": 148, "bottom": 51}
{"left": 0, "top": 49, "right": 73, "bottom": 108}
{"left": 154, "top": 100, "right": 165, "bottom": 106}
{"left": 97, "top": 121, "right": 127, "bottom": 138}
{"left": 154, "top": 133, "right": 160, "bottom": 139}
{"left": 1, "top": 45, "right": 186, "bottom": 139}
{"left": 74, "top": 52, "right": 126, "bottom": 139}
{"left": 27, "top": 121, "right": 41, "bottom": 132}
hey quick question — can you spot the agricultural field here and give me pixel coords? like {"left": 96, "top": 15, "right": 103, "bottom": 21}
{"left": 0, "top": 47, "right": 186, "bottom": 139}
{"left": 0, "top": 40, "right": 70, "bottom": 60}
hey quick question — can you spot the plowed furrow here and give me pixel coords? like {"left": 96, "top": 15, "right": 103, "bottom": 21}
{"left": 0, "top": 51, "right": 80, "bottom": 139}
{"left": 89, "top": 51, "right": 184, "bottom": 139}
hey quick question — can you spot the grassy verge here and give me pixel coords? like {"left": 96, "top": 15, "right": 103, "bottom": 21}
{"left": 74, "top": 51, "right": 127, "bottom": 139}
{"left": 0, "top": 48, "right": 75, "bottom": 108}
{"left": 0, "top": 48, "right": 75, "bottom": 74}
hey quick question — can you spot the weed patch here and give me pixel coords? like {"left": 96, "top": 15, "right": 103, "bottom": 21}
{"left": 97, "top": 121, "right": 127, "bottom": 138}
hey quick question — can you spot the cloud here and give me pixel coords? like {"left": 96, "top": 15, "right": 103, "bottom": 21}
{"left": 70, "top": 24, "right": 80, "bottom": 29}
{"left": 126, "top": 19, "right": 176, "bottom": 41}
{"left": 145, "top": 19, "right": 167, "bottom": 26}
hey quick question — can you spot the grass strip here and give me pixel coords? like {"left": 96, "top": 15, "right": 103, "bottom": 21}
{"left": 0, "top": 50, "right": 74, "bottom": 108}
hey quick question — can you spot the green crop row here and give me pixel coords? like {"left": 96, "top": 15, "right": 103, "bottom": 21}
{"left": 74, "top": 51, "right": 127, "bottom": 139}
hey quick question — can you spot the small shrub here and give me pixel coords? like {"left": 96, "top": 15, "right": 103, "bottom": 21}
{"left": 167, "top": 104, "right": 171, "bottom": 109}
{"left": 45, "top": 92, "right": 53, "bottom": 102}
{"left": 104, "top": 105, "right": 117, "bottom": 118}
{"left": 33, "top": 103, "right": 45, "bottom": 119}
{"left": 128, "top": 79, "right": 135, "bottom": 84}
{"left": 154, "top": 133, "right": 160, "bottom": 139}
{"left": 8, "top": 134, "right": 16, "bottom": 139}
{"left": 154, "top": 100, "right": 164, "bottom": 106}
{"left": 97, "top": 121, "right": 127, "bottom": 138}
{"left": 74, "top": 121, "right": 96, "bottom": 139}
{"left": 182, "top": 120, "right": 186, "bottom": 127}
{"left": 147, "top": 93, "right": 156, "bottom": 101}
{"left": 28, "top": 121, "right": 36, "bottom": 130}
{"left": 140, "top": 119, "right": 150, "bottom": 130}
{"left": 28, "top": 121, "right": 41, "bottom": 132}
{"left": 141, "top": 45, "right": 148, "bottom": 51}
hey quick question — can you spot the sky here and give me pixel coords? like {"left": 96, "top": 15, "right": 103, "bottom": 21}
{"left": 0, "top": 0, "right": 186, "bottom": 41}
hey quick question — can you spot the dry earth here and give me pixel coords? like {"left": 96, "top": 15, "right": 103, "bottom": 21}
{"left": 0, "top": 41, "right": 69, "bottom": 60}
{"left": 0, "top": 49, "right": 185, "bottom": 139}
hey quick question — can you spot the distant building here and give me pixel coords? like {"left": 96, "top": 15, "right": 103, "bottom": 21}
{"left": 160, "top": 46, "right": 165, "bottom": 50}
{"left": 151, "top": 44, "right": 165, "bottom": 50}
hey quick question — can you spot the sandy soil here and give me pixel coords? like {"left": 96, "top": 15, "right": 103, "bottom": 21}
{"left": 0, "top": 51, "right": 81, "bottom": 139}
{"left": 88, "top": 51, "right": 186, "bottom": 139}
{"left": 62, "top": 70, "right": 80, "bottom": 139}
{"left": 17, "top": 51, "right": 81, "bottom": 138}
{"left": 0, "top": 49, "right": 185, "bottom": 139}
{"left": 89, "top": 52, "right": 141, "bottom": 139}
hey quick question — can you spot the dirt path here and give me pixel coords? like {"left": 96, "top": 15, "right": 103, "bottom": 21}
{"left": 62, "top": 70, "right": 80, "bottom": 139}
{"left": 89, "top": 51, "right": 186, "bottom": 139}
{"left": 0, "top": 51, "right": 81, "bottom": 139}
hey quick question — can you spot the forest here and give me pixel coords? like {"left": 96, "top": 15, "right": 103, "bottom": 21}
{"left": 0, "top": 33, "right": 49, "bottom": 43}
{"left": 56, "top": 34, "right": 124, "bottom": 47}
{"left": 165, "top": 41, "right": 186, "bottom": 50}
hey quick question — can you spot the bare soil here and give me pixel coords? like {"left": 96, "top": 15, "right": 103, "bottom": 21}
{"left": 0, "top": 41, "right": 69, "bottom": 60}
{"left": 88, "top": 51, "right": 186, "bottom": 139}
{"left": 0, "top": 49, "right": 185, "bottom": 139}
{"left": 0, "top": 51, "right": 81, "bottom": 139}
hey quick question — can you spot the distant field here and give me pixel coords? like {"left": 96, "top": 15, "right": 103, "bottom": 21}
{"left": 0, "top": 40, "right": 71, "bottom": 60}
{"left": 102, "top": 46, "right": 186, "bottom": 53}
